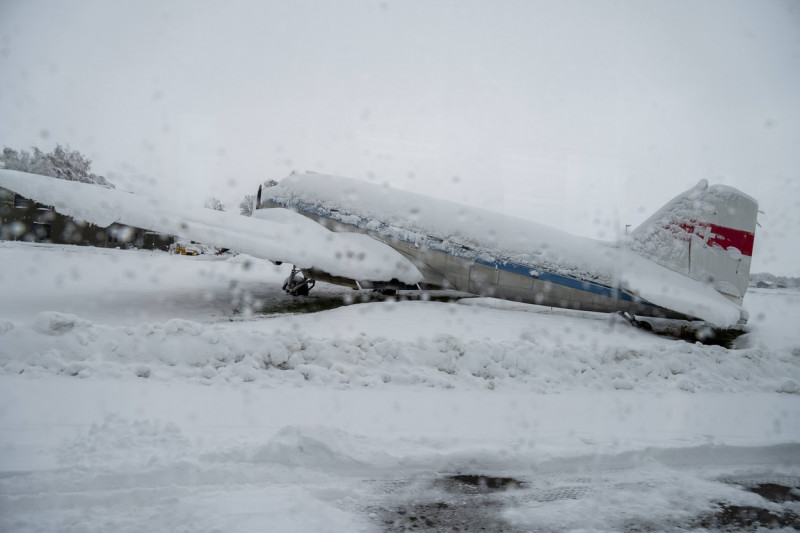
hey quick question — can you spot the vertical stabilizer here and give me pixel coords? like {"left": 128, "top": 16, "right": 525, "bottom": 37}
{"left": 630, "top": 180, "right": 757, "bottom": 305}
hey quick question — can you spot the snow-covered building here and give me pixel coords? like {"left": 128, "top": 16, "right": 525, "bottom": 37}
{"left": 0, "top": 187, "right": 173, "bottom": 250}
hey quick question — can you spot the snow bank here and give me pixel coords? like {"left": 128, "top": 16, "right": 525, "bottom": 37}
{"left": 2, "top": 305, "right": 798, "bottom": 394}
{"left": 247, "top": 426, "right": 378, "bottom": 469}
{"left": 1, "top": 377, "right": 797, "bottom": 533}
{"left": 57, "top": 414, "right": 191, "bottom": 469}
{"left": 5, "top": 409, "right": 372, "bottom": 533}
{"left": 0, "top": 242, "right": 292, "bottom": 325}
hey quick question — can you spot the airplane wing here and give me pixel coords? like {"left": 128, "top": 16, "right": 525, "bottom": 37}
{"left": 0, "top": 169, "right": 423, "bottom": 284}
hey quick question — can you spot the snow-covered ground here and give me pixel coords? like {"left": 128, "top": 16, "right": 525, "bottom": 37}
{"left": 1, "top": 241, "right": 798, "bottom": 532}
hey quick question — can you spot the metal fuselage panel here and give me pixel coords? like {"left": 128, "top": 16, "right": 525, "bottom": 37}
{"left": 260, "top": 201, "right": 688, "bottom": 320}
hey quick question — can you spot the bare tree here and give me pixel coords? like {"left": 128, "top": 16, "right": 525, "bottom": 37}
{"left": 239, "top": 194, "right": 256, "bottom": 216}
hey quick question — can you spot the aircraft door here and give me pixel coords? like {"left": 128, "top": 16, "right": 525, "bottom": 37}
{"left": 469, "top": 262, "right": 499, "bottom": 296}
{"left": 442, "top": 254, "right": 473, "bottom": 292}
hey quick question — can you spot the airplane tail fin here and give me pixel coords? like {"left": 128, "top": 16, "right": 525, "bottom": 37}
{"left": 630, "top": 179, "right": 757, "bottom": 305}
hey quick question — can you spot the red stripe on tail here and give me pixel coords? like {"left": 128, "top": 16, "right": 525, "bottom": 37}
{"left": 678, "top": 222, "right": 754, "bottom": 256}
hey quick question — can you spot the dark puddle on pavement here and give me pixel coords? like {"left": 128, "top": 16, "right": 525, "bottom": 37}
{"left": 375, "top": 474, "right": 800, "bottom": 532}
{"left": 382, "top": 500, "right": 514, "bottom": 532}
{"left": 378, "top": 475, "right": 529, "bottom": 533}
{"left": 695, "top": 481, "right": 800, "bottom": 531}
{"left": 443, "top": 475, "right": 526, "bottom": 493}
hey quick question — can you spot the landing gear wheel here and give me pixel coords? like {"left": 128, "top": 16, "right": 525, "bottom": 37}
{"left": 618, "top": 311, "right": 653, "bottom": 331}
{"left": 282, "top": 267, "right": 316, "bottom": 296}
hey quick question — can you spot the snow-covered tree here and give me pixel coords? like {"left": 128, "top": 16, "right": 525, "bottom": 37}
{"left": 1, "top": 144, "right": 114, "bottom": 188}
{"left": 205, "top": 198, "right": 225, "bottom": 211}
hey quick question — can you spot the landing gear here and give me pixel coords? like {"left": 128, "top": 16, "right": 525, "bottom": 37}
{"left": 282, "top": 266, "right": 316, "bottom": 296}
{"left": 618, "top": 311, "right": 653, "bottom": 331}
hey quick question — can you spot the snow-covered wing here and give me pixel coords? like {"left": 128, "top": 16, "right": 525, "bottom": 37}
{"left": 0, "top": 169, "right": 422, "bottom": 283}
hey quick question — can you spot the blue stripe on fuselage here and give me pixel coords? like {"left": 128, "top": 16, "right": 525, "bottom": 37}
{"left": 472, "top": 257, "right": 640, "bottom": 303}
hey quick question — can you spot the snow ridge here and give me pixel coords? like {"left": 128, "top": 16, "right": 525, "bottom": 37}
{"left": 2, "top": 309, "right": 798, "bottom": 394}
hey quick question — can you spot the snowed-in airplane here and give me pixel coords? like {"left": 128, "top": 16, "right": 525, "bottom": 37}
{"left": 0, "top": 169, "right": 757, "bottom": 331}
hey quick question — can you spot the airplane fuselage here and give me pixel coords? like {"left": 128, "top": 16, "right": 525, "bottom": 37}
{"left": 259, "top": 198, "right": 688, "bottom": 321}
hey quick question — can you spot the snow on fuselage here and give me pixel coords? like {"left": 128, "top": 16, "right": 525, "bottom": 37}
{"left": 261, "top": 173, "right": 722, "bottom": 322}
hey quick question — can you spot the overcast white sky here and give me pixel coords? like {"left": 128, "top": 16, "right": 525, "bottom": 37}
{"left": 1, "top": 0, "right": 798, "bottom": 275}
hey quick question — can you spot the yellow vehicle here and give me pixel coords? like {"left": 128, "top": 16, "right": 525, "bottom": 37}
{"left": 171, "top": 241, "right": 201, "bottom": 256}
